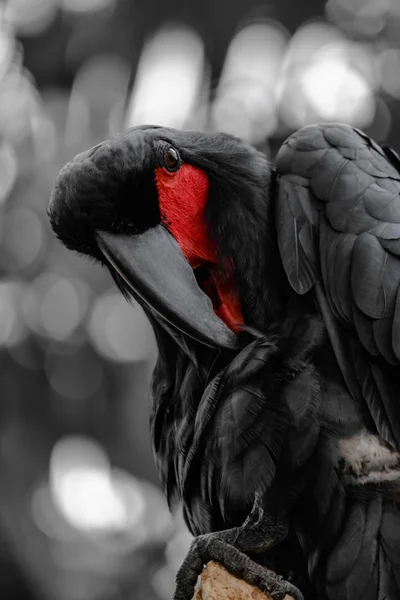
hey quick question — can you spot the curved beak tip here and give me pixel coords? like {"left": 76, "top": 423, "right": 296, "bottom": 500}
{"left": 97, "top": 227, "right": 238, "bottom": 351}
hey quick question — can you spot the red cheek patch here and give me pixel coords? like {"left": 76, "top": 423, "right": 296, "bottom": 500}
{"left": 155, "top": 164, "right": 217, "bottom": 266}
{"left": 155, "top": 163, "right": 244, "bottom": 331}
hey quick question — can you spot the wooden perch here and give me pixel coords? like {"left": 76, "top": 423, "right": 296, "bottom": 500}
{"left": 194, "top": 561, "right": 295, "bottom": 600}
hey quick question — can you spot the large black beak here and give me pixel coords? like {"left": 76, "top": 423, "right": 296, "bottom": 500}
{"left": 97, "top": 225, "right": 238, "bottom": 350}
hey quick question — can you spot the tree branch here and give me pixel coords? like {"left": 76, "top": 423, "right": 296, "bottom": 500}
{"left": 194, "top": 561, "right": 295, "bottom": 600}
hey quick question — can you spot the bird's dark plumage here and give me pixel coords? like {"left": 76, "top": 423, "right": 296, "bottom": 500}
{"left": 48, "top": 122, "right": 400, "bottom": 600}
{"left": 275, "top": 123, "right": 400, "bottom": 599}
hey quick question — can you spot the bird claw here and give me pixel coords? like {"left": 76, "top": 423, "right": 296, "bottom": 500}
{"left": 265, "top": 577, "right": 305, "bottom": 600}
{"left": 171, "top": 533, "right": 304, "bottom": 600}
{"left": 172, "top": 494, "right": 304, "bottom": 600}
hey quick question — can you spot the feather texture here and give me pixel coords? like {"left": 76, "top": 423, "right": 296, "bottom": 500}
{"left": 276, "top": 123, "right": 400, "bottom": 442}
{"left": 276, "top": 123, "right": 400, "bottom": 598}
{"left": 49, "top": 121, "right": 400, "bottom": 600}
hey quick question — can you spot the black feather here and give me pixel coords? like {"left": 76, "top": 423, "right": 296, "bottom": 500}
{"left": 49, "top": 122, "right": 400, "bottom": 600}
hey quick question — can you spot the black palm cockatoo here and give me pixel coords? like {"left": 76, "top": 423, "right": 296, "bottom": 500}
{"left": 48, "top": 123, "right": 400, "bottom": 600}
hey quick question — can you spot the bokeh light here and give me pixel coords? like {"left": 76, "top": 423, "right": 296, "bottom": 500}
{"left": 0, "top": 70, "right": 40, "bottom": 143}
{"left": 0, "top": 207, "right": 45, "bottom": 272}
{"left": 4, "top": 0, "right": 58, "bottom": 37}
{"left": 0, "top": 25, "right": 16, "bottom": 80}
{"left": 50, "top": 437, "right": 130, "bottom": 530}
{"left": 65, "top": 54, "right": 130, "bottom": 144}
{"left": 301, "top": 45, "right": 374, "bottom": 122}
{"left": 325, "top": 0, "right": 395, "bottom": 38}
{"left": 126, "top": 24, "right": 205, "bottom": 129}
{"left": 47, "top": 435, "right": 171, "bottom": 546}
{"left": 0, "top": 140, "right": 17, "bottom": 202}
{"left": 50, "top": 436, "right": 132, "bottom": 532}
{"left": 22, "top": 272, "right": 90, "bottom": 341}
{"left": 40, "top": 276, "right": 89, "bottom": 341}
{"left": 279, "top": 22, "right": 375, "bottom": 128}
{"left": 379, "top": 48, "right": 400, "bottom": 98}
{"left": 87, "top": 290, "right": 156, "bottom": 363}
{"left": 61, "top": 0, "right": 116, "bottom": 15}
{"left": 31, "top": 482, "right": 79, "bottom": 542}
{"left": 0, "top": 279, "right": 29, "bottom": 346}
{"left": 212, "top": 21, "right": 288, "bottom": 143}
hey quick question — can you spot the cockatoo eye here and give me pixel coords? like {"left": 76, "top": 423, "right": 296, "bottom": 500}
{"left": 164, "top": 146, "right": 181, "bottom": 172}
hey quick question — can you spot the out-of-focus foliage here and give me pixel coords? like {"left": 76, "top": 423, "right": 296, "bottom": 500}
{"left": 0, "top": 0, "right": 400, "bottom": 599}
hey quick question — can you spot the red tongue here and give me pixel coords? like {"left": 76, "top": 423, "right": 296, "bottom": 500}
{"left": 216, "top": 303, "right": 243, "bottom": 332}
{"left": 214, "top": 279, "right": 244, "bottom": 331}
{"left": 203, "top": 271, "right": 244, "bottom": 332}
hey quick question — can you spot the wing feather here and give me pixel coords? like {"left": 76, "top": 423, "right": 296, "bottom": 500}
{"left": 276, "top": 123, "right": 400, "bottom": 449}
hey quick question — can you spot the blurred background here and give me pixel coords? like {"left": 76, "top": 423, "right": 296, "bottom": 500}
{"left": 0, "top": 0, "right": 400, "bottom": 598}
